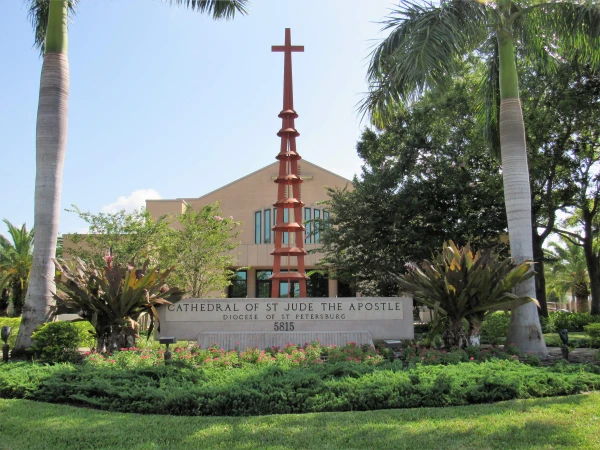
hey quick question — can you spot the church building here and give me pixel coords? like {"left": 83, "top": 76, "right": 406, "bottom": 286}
{"left": 146, "top": 160, "right": 353, "bottom": 299}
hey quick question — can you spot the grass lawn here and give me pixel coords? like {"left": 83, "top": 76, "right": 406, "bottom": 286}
{"left": 1, "top": 393, "right": 599, "bottom": 449}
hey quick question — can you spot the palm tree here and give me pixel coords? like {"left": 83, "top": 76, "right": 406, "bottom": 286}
{"left": 546, "top": 238, "right": 590, "bottom": 312}
{"left": 362, "top": 0, "right": 600, "bottom": 355}
{"left": 15, "top": 0, "right": 249, "bottom": 353}
{"left": 0, "top": 220, "right": 35, "bottom": 316}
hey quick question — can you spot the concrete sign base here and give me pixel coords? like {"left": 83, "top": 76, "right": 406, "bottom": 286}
{"left": 198, "top": 331, "right": 375, "bottom": 351}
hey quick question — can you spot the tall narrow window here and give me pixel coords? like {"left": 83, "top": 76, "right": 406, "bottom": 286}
{"left": 228, "top": 271, "right": 247, "bottom": 298}
{"left": 264, "top": 209, "right": 271, "bottom": 244}
{"left": 256, "top": 270, "right": 273, "bottom": 298}
{"left": 254, "top": 211, "right": 261, "bottom": 244}
{"left": 314, "top": 209, "right": 321, "bottom": 243}
{"left": 283, "top": 209, "right": 289, "bottom": 244}
{"left": 304, "top": 208, "right": 311, "bottom": 243}
{"left": 323, "top": 210, "right": 329, "bottom": 222}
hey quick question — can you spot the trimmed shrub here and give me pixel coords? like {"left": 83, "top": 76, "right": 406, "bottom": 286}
{"left": 0, "top": 359, "right": 599, "bottom": 416}
{"left": 30, "top": 322, "right": 95, "bottom": 363}
{"left": 480, "top": 312, "right": 510, "bottom": 345}
{"left": 584, "top": 323, "right": 600, "bottom": 347}
{"left": 543, "top": 312, "right": 600, "bottom": 333}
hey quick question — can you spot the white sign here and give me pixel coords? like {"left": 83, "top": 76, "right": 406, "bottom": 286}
{"left": 166, "top": 299, "right": 404, "bottom": 322}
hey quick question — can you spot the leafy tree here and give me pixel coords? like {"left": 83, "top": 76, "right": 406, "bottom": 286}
{"left": 162, "top": 204, "right": 241, "bottom": 298}
{"left": 17, "top": 0, "right": 249, "bottom": 352}
{"left": 545, "top": 237, "right": 590, "bottom": 312}
{"left": 319, "top": 63, "right": 508, "bottom": 295}
{"left": 397, "top": 241, "right": 537, "bottom": 348}
{"left": 65, "top": 204, "right": 240, "bottom": 299}
{"left": 66, "top": 206, "right": 171, "bottom": 267}
{"left": 0, "top": 220, "right": 34, "bottom": 316}
{"left": 522, "top": 60, "right": 599, "bottom": 316}
{"left": 547, "top": 64, "right": 600, "bottom": 316}
{"left": 362, "top": 0, "right": 600, "bottom": 355}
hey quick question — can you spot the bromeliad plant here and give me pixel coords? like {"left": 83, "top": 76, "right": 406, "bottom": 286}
{"left": 397, "top": 241, "right": 538, "bottom": 348}
{"left": 53, "top": 256, "right": 182, "bottom": 352}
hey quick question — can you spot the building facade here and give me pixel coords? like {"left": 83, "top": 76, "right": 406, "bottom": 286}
{"left": 146, "top": 160, "right": 353, "bottom": 299}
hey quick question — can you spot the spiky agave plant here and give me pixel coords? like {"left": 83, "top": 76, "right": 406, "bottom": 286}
{"left": 53, "top": 256, "right": 182, "bottom": 352}
{"left": 397, "top": 241, "right": 538, "bottom": 348}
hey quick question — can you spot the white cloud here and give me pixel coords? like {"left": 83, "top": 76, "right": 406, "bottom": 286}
{"left": 101, "top": 189, "right": 162, "bottom": 214}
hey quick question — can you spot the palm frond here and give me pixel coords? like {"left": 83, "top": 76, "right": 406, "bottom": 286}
{"left": 166, "top": 0, "right": 249, "bottom": 19}
{"left": 27, "top": 0, "right": 80, "bottom": 55}
{"left": 475, "top": 37, "right": 501, "bottom": 158}
{"left": 362, "top": 0, "right": 491, "bottom": 126}
{"left": 518, "top": 0, "right": 600, "bottom": 70}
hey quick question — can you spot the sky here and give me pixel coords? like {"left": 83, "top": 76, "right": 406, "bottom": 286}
{"left": 0, "top": 0, "right": 395, "bottom": 236}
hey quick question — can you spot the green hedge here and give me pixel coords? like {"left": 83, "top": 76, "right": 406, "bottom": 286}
{"left": 0, "top": 318, "right": 95, "bottom": 353}
{"left": 541, "top": 312, "right": 600, "bottom": 333}
{"left": 1, "top": 360, "right": 599, "bottom": 416}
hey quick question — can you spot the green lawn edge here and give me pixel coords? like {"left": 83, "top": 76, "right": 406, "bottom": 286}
{"left": 1, "top": 393, "right": 599, "bottom": 449}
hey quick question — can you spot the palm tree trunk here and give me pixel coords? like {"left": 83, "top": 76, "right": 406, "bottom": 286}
{"left": 14, "top": 0, "right": 69, "bottom": 353}
{"left": 497, "top": 28, "right": 547, "bottom": 356}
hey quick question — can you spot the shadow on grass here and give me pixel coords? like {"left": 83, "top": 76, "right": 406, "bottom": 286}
{"left": 0, "top": 394, "right": 596, "bottom": 449}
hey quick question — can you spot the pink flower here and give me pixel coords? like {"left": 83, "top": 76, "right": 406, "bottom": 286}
{"left": 470, "top": 357, "right": 475, "bottom": 361}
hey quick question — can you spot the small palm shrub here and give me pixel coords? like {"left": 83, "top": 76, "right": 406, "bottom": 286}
{"left": 53, "top": 256, "right": 182, "bottom": 352}
{"left": 397, "top": 241, "right": 537, "bottom": 348}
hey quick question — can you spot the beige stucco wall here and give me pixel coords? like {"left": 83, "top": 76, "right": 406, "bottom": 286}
{"left": 146, "top": 160, "right": 353, "bottom": 273}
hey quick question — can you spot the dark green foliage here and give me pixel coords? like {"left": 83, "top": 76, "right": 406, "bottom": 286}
{"left": 481, "top": 312, "right": 511, "bottom": 345}
{"left": 584, "top": 323, "right": 600, "bottom": 347}
{"left": 542, "top": 312, "right": 600, "bottom": 333}
{"left": 30, "top": 321, "right": 94, "bottom": 363}
{"left": 54, "top": 258, "right": 181, "bottom": 351}
{"left": 319, "top": 62, "right": 508, "bottom": 295}
{"left": 0, "top": 360, "right": 599, "bottom": 416}
{"left": 398, "top": 241, "right": 536, "bottom": 347}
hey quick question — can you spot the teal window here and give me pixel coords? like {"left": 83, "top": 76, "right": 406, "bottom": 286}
{"left": 314, "top": 209, "right": 321, "bottom": 243}
{"left": 283, "top": 209, "right": 289, "bottom": 244}
{"left": 254, "top": 211, "right": 261, "bottom": 244}
{"left": 304, "top": 208, "right": 311, "bottom": 243}
{"left": 264, "top": 209, "right": 271, "bottom": 244}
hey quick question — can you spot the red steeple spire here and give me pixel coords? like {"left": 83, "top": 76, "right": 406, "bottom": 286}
{"left": 270, "top": 28, "right": 308, "bottom": 298}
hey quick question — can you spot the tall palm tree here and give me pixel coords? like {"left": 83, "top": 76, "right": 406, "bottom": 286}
{"left": 0, "top": 220, "right": 35, "bottom": 316}
{"left": 362, "top": 0, "right": 600, "bottom": 355}
{"left": 546, "top": 238, "right": 590, "bottom": 312}
{"left": 15, "top": 0, "right": 249, "bottom": 353}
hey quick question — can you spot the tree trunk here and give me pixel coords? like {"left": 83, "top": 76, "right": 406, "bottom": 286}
{"left": 497, "top": 29, "right": 547, "bottom": 356}
{"left": 532, "top": 232, "right": 548, "bottom": 317}
{"left": 590, "top": 254, "right": 600, "bottom": 316}
{"left": 468, "top": 317, "right": 483, "bottom": 347}
{"left": 442, "top": 318, "right": 467, "bottom": 349}
{"left": 14, "top": 1, "right": 69, "bottom": 353}
{"left": 11, "top": 281, "right": 24, "bottom": 316}
{"left": 574, "top": 283, "right": 590, "bottom": 313}
{"left": 582, "top": 216, "right": 600, "bottom": 315}
{"left": 97, "top": 328, "right": 136, "bottom": 353}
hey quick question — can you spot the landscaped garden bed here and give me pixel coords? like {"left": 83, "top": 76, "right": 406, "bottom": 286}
{"left": 1, "top": 341, "right": 599, "bottom": 417}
